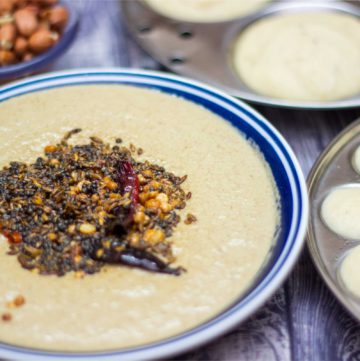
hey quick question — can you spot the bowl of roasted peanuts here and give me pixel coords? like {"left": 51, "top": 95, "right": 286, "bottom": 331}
{"left": 0, "top": 0, "right": 78, "bottom": 80}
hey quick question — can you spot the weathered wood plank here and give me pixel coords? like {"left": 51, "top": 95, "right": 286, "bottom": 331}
{"left": 260, "top": 107, "right": 360, "bottom": 361}
{"left": 53, "top": 0, "right": 160, "bottom": 70}
{"left": 175, "top": 288, "right": 291, "bottom": 361}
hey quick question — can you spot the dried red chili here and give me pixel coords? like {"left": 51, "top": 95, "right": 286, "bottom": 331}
{"left": 117, "top": 160, "right": 139, "bottom": 216}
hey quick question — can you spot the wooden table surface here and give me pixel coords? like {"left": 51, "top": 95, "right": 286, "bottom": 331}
{"left": 49, "top": 1, "right": 360, "bottom": 360}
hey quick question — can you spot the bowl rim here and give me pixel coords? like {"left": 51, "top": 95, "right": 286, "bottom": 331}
{"left": 0, "top": 0, "right": 79, "bottom": 80}
{"left": 0, "top": 68, "right": 309, "bottom": 361}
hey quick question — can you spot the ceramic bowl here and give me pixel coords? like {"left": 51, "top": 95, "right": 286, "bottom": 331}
{"left": 0, "top": 68, "right": 308, "bottom": 361}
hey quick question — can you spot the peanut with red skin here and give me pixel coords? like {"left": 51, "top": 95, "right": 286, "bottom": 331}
{"left": 22, "top": 52, "right": 33, "bottom": 61}
{"left": 48, "top": 6, "right": 68, "bottom": 30}
{"left": 38, "top": 19, "right": 51, "bottom": 31}
{"left": 23, "top": 4, "right": 40, "bottom": 16}
{"left": 0, "top": 23, "right": 17, "bottom": 49}
{"left": 14, "top": 36, "right": 27, "bottom": 55}
{"left": 0, "top": 50, "right": 16, "bottom": 65}
{"left": 29, "top": 28, "right": 55, "bottom": 53}
{"left": 14, "top": 8, "right": 39, "bottom": 37}
{"left": 39, "top": 8, "right": 50, "bottom": 20}
{"left": 0, "top": 0, "right": 15, "bottom": 14}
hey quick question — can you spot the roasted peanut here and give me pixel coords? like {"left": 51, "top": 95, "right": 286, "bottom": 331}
{"left": 14, "top": 36, "right": 27, "bottom": 55}
{"left": 79, "top": 223, "right": 96, "bottom": 235}
{"left": 33, "top": 194, "right": 43, "bottom": 205}
{"left": 143, "top": 229, "right": 165, "bottom": 245}
{"left": 0, "top": 0, "right": 15, "bottom": 14}
{"left": 134, "top": 211, "right": 145, "bottom": 223}
{"left": 145, "top": 198, "right": 161, "bottom": 210}
{"left": 103, "top": 177, "right": 118, "bottom": 190}
{"left": 44, "top": 144, "right": 57, "bottom": 153}
{"left": 14, "top": 8, "right": 38, "bottom": 37}
{"left": 67, "top": 224, "right": 76, "bottom": 234}
{"left": 49, "top": 158, "right": 59, "bottom": 166}
{"left": 0, "top": 23, "right": 16, "bottom": 49}
{"left": 23, "top": 4, "right": 40, "bottom": 15}
{"left": 0, "top": 23, "right": 16, "bottom": 41}
{"left": 129, "top": 232, "right": 141, "bottom": 246}
{"left": 38, "top": 20, "right": 49, "bottom": 31}
{"left": 49, "top": 6, "right": 68, "bottom": 30}
{"left": 13, "top": 295, "right": 25, "bottom": 307}
{"left": 143, "top": 169, "right": 153, "bottom": 178}
{"left": 47, "top": 232, "right": 57, "bottom": 241}
{"left": 22, "top": 51, "right": 33, "bottom": 61}
{"left": 29, "top": 28, "right": 55, "bottom": 53}
{"left": 156, "top": 193, "right": 172, "bottom": 213}
{"left": 0, "top": 50, "right": 15, "bottom": 65}
{"left": 96, "top": 249, "right": 104, "bottom": 258}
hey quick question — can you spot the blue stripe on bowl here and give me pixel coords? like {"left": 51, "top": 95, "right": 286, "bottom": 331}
{"left": 0, "top": 70, "right": 306, "bottom": 360}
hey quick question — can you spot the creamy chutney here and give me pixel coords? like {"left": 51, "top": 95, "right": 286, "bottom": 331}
{"left": 0, "top": 85, "right": 279, "bottom": 351}
{"left": 145, "top": 0, "right": 268, "bottom": 22}
{"left": 233, "top": 12, "right": 360, "bottom": 101}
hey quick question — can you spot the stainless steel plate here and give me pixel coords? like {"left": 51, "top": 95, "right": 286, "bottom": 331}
{"left": 308, "top": 118, "right": 360, "bottom": 322}
{"left": 121, "top": 0, "right": 360, "bottom": 109}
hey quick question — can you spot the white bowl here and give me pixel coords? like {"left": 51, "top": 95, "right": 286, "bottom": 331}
{"left": 0, "top": 69, "right": 308, "bottom": 361}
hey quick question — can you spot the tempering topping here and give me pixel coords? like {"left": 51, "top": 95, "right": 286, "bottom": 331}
{"left": 1, "top": 312, "right": 12, "bottom": 322}
{"left": 6, "top": 295, "right": 26, "bottom": 308}
{"left": 184, "top": 213, "right": 197, "bottom": 225}
{"left": 0, "top": 129, "right": 192, "bottom": 276}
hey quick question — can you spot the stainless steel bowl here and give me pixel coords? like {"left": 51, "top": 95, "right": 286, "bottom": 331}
{"left": 121, "top": 0, "right": 360, "bottom": 109}
{"left": 308, "top": 118, "right": 360, "bottom": 322}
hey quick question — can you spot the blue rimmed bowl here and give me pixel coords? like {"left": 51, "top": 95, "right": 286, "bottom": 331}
{"left": 0, "top": 69, "right": 308, "bottom": 361}
{"left": 0, "top": 0, "right": 78, "bottom": 81}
